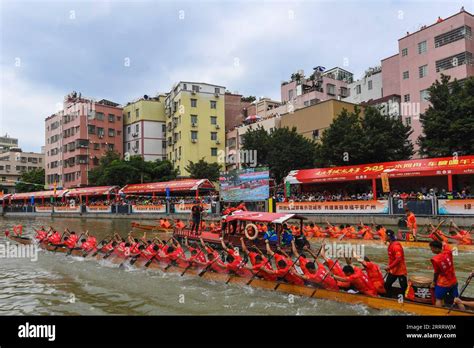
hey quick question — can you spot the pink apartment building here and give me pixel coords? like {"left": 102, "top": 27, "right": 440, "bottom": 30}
{"left": 45, "top": 92, "right": 123, "bottom": 188}
{"left": 281, "top": 67, "right": 353, "bottom": 108}
{"left": 382, "top": 9, "right": 473, "bottom": 151}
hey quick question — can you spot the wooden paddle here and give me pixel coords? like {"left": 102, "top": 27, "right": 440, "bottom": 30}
{"left": 273, "top": 254, "right": 302, "bottom": 290}
{"left": 90, "top": 234, "right": 112, "bottom": 257}
{"left": 180, "top": 245, "right": 205, "bottom": 276}
{"left": 448, "top": 273, "right": 473, "bottom": 314}
{"left": 198, "top": 251, "right": 225, "bottom": 277}
{"left": 245, "top": 253, "right": 275, "bottom": 285}
{"left": 52, "top": 230, "right": 68, "bottom": 251}
{"left": 66, "top": 233, "right": 84, "bottom": 255}
{"left": 319, "top": 259, "right": 339, "bottom": 283}
{"left": 144, "top": 237, "right": 174, "bottom": 268}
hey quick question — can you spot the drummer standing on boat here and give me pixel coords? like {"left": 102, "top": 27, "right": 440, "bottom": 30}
{"left": 384, "top": 230, "right": 408, "bottom": 296}
{"left": 190, "top": 200, "right": 204, "bottom": 236}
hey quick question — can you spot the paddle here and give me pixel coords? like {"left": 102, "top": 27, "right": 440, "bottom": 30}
{"left": 66, "top": 233, "right": 84, "bottom": 255}
{"left": 273, "top": 254, "right": 302, "bottom": 290}
{"left": 90, "top": 234, "right": 112, "bottom": 257}
{"left": 320, "top": 259, "right": 339, "bottom": 283}
{"left": 198, "top": 250, "right": 225, "bottom": 277}
{"left": 180, "top": 245, "right": 205, "bottom": 276}
{"left": 448, "top": 273, "right": 473, "bottom": 314}
{"left": 245, "top": 253, "right": 275, "bottom": 285}
{"left": 144, "top": 237, "right": 174, "bottom": 268}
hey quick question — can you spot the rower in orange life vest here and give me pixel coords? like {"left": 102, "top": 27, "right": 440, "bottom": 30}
{"left": 384, "top": 229, "right": 408, "bottom": 296}
{"left": 352, "top": 250, "right": 386, "bottom": 295}
{"left": 34, "top": 227, "right": 49, "bottom": 242}
{"left": 291, "top": 241, "right": 339, "bottom": 291}
{"left": 63, "top": 231, "right": 79, "bottom": 249}
{"left": 447, "top": 220, "right": 473, "bottom": 245}
{"left": 196, "top": 237, "right": 227, "bottom": 273}
{"left": 175, "top": 219, "right": 186, "bottom": 230}
{"left": 375, "top": 225, "right": 387, "bottom": 240}
{"left": 184, "top": 237, "right": 207, "bottom": 264}
{"left": 429, "top": 240, "right": 465, "bottom": 310}
{"left": 47, "top": 229, "right": 62, "bottom": 245}
{"left": 240, "top": 237, "right": 277, "bottom": 281}
{"left": 330, "top": 264, "right": 378, "bottom": 297}
{"left": 320, "top": 243, "right": 350, "bottom": 289}
{"left": 405, "top": 208, "right": 417, "bottom": 240}
{"left": 160, "top": 218, "right": 171, "bottom": 229}
{"left": 418, "top": 224, "right": 449, "bottom": 243}
{"left": 264, "top": 240, "right": 304, "bottom": 285}
{"left": 219, "top": 238, "right": 253, "bottom": 277}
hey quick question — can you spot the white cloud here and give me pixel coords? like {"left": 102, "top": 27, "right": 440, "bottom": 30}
{"left": 0, "top": 67, "right": 64, "bottom": 152}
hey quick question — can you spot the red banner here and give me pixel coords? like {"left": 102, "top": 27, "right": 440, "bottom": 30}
{"left": 276, "top": 200, "right": 389, "bottom": 214}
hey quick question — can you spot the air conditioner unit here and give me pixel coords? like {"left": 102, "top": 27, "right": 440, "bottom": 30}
{"left": 191, "top": 139, "right": 197, "bottom": 143}
{"left": 215, "top": 124, "right": 220, "bottom": 129}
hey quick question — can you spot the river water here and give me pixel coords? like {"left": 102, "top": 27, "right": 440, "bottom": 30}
{"left": 1, "top": 216, "right": 473, "bottom": 315}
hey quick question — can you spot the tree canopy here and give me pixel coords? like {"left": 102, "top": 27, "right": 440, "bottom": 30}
{"left": 317, "top": 106, "right": 413, "bottom": 166}
{"left": 242, "top": 126, "right": 317, "bottom": 183}
{"left": 418, "top": 75, "right": 474, "bottom": 157}
{"left": 88, "top": 151, "right": 177, "bottom": 186}
{"left": 185, "top": 158, "right": 221, "bottom": 182}
{"left": 15, "top": 168, "right": 45, "bottom": 193}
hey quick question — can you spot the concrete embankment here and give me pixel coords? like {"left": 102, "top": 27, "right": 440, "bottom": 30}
{"left": 2, "top": 211, "right": 474, "bottom": 227}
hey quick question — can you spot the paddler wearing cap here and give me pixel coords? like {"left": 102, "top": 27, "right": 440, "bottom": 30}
{"left": 384, "top": 229, "right": 408, "bottom": 296}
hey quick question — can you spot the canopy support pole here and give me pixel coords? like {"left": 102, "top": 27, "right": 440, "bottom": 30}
{"left": 372, "top": 178, "right": 377, "bottom": 200}
{"left": 447, "top": 174, "right": 453, "bottom": 192}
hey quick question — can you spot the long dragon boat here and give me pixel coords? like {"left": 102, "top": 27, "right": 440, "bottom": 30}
{"left": 5, "top": 230, "right": 473, "bottom": 316}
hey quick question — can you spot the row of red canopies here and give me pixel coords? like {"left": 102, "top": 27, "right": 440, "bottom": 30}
{"left": 0, "top": 179, "right": 215, "bottom": 201}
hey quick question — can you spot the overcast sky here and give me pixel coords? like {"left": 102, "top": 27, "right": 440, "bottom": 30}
{"left": 0, "top": 0, "right": 470, "bottom": 152}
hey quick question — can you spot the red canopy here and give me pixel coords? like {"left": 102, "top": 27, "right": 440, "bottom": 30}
{"left": 11, "top": 190, "right": 68, "bottom": 200}
{"left": 0, "top": 194, "right": 11, "bottom": 201}
{"left": 120, "top": 179, "right": 215, "bottom": 194}
{"left": 225, "top": 211, "right": 306, "bottom": 223}
{"left": 286, "top": 156, "right": 474, "bottom": 184}
{"left": 66, "top": 186, "right": 118, "bottom": 197}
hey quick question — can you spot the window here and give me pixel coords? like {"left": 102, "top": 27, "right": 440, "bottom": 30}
{"left": 135, "top": 109, "right": 139, "bottom": 118}
{"left": 403, "top": 94, "right": 410, "bottom": 102}
{"left": 191, "top": 131, "right": 198, "bottom": 140}
{"left": 288, "top": 89, "right": 294, "bottom": 100}
{"left": 211, "top": 148, "right": 218, "bottom": 156}
{"left": 190, "top": 115, "right": 198, "bottom": 124}
{"left": 214, "top": 87, "right": 220, "bottom": 94}
{"left": 108, "top": 144, "right": 114, "bottom": 151}
{"left": 436, "top": 51, "right": 473, "bottom": 72}
{"left": 211, "top": 132, "right": 217, "bottom": 140}
{"left": 108, "top": 114, "right": 115, "bottom": 122}
{"left": 191, "top": 99, "right": 197, "bottom": 107}
{"left": 192, "top": 85, "right": 199, "bottom": 92}
{"left": 97, "top": 127, "right": 105, "bottom": 137}
{"left": 418, "top": 40, "right": 427, "bottom": 54}
{"left": 135, "top": 141, "right": 139, "bottom": 149}
{"left": 405, "top": 116, "right": 412, "bottom": 126}
{"left": 402, "top": 71, "right": 410, "bottom": 79}
{"left": 183, "top": 83, "right": 187, "bottom": 90}
{"left": 108, "top": 128, "right": 115, "bottom": 137}
{"left": 368, "top": 80, "right": 373, "bottom": 90}
{"left": 127, "top": 126, "right": 131, "bottom": 134}
{"left": 127, "top": 143, "right": 131, "bottom": 150}
{"left": 420, "top": 89, "right": 430, "bottom": 101}
{"left": 356, "top": 85, "right": 361, "bottom": 95}
{"left": 402, "top": 48, "right": 408, "bottom": 56}
{"left": 435, "top": 25, "right": 472, "bottom": 48}
{"left": 419, "top": 64, "right": 428, "bottom": 78}
{"left": 135, "top": 124, "right": 139, "bottom": 133}
{"left": 340, "top": 87, "right": 348, "bottom": 97}
{"left": 210, "top": 116, "right": 217, "bottom": 125}
{"left": 96, "top": 112, "right": 104, "bottom": 121}
{"left": 88, "top": 125, "right": 96, "bottom": 134}
{"left": 210, "top": 101, "right": 217, "bottom": 109}
{"left": 312, "top": 129, "right": 319, "bottom": 140}
{"left": 127, "top": 112, "right": 131, "bottom": 119}
{"left": 326, "top": 84, "right": 336, "bottom": 96}
{"left": 162, "top": 141, "right": 166, "bottom": 149}
{"left": 162, "top": 124, "right": 166, "bottom": 133}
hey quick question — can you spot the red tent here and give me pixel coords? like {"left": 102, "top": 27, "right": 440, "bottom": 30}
{"left": 120, "top": 179, "right": 215, "bottom": 195}
{"left": 286, "top": 156, "right": 474, "bottom": 184}
{"left": 66, "top": 186, "right": 118, "bottom": 197}
{"left": 10, "top": 190, "right": 68, "bottom": 200}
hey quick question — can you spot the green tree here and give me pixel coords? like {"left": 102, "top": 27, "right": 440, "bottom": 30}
{"left": 418, "top": 75, "right": 474, "bottom": 157}
{"left": 268, "top": 127, "right": 317, "bottom": 183}
{"left": 88, "top": 151, "right": 177, "bottom": 186}
{"left": 185, "top": 158, "right": 221, "bottom": 182}
{"left": 15, "top": 168, "right": 45, "bottom": 193}
{"left": 241, "top": 125, "right": 271, "bottom": 167}
{"left": 317, "top": 108, "right": 365, "bottom": 166}
{"left": 317, "top": 106, "right": 413, "bottom": 166}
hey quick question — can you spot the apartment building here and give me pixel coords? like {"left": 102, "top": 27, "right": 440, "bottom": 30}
{"left": 165, "top": 82, "right": 225, "bottom": 176}
{"left": 0, "top": 134, "right": 19, "bottom": 153}
{"left": 44, "top": 92, "right": 123, "bottom": 188}
{"left": 123, "top": 94, "right": 167, "bottom": 161}
{"left": 382, "top": 9, "right": 474, "bottom": 148}
{"left": 281, "top": 67, "right": 353, "bottom": 109}
{"left": 345, "top": 67, "right": 383, "bottom": 104}
{"left": 0, "top": 148, "right": 44, "bottom": 193}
